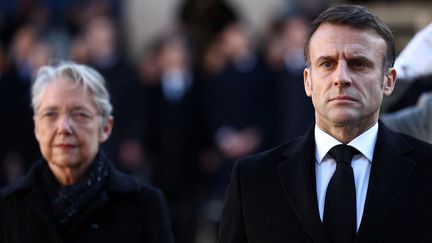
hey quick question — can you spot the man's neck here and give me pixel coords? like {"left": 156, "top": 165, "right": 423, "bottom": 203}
{"left": 317, "top": 120, "right": 378, "bottom": 144}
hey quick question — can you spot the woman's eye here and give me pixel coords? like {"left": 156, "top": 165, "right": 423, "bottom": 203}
{"left": 72, "top": 111, "right": 92, "bottom": 122}
{"left": 43, "top": 112, "right": 57, "bottom": 118}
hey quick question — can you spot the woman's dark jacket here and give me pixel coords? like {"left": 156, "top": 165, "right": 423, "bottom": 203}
{"left": 0, "top": 156, "right": 174, "bottom": 243}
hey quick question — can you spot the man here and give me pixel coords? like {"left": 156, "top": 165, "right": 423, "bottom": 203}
{"left": 219, "top": 5, "right": 432, "bottom": 243}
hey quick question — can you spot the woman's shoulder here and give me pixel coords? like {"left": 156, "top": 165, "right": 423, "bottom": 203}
{"left": 106, "top": 164, "right": 163, "bottom": 200}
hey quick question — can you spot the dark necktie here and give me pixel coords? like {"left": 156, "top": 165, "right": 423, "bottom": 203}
{"left": 324, "top": 144, "right": 359, "bottom": 243}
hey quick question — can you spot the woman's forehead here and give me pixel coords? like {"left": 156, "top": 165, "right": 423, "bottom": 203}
{"left": 38, "top": 79, "right": 96, "bottom": 110}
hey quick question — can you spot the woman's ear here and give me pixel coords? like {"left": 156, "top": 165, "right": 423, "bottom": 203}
{"left": 99, "top": 116, "right": 113, "bottom": 143}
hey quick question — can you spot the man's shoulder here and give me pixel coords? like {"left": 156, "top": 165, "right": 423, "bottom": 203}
{"left": 236, "top": 136, "right": 306, "bottom": 171}
{"left": 381, "top": 124, "right": 432, "bottom": 166}
{"left": 396, "top": 131, "right": 432, "bottom": 156}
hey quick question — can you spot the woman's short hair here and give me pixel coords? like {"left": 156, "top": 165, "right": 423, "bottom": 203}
{"left": 32, "top": 62, "right": 113, "bottom": 126}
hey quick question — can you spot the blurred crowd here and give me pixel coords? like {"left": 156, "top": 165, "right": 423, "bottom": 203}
{"left": 1, "top": 0, "right": 430, "bottom": 242}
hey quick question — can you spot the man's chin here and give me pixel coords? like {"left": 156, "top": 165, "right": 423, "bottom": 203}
{"left": 330, "top": 112, "right": 359, "bottom": 126}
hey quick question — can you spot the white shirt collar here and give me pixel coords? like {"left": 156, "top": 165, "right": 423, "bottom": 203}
{"left": 314, "top": 122, "right": 379, "bottom": 164}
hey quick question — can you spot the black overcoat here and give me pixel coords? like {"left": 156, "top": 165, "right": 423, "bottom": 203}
{"left": 0, "top": 158, "right": 174, "bottom": 243}
{"left": 220, "top": 121, "right": 432, "bottom": 243}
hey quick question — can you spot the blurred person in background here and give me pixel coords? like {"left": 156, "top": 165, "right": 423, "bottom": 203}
{"left": 84, "top": 15, "right": 144, "bottom": 173}
{"left": 287, "top": 0, "right": 329, "bottom": 21}
{"left": 69, "top": 35, "right": 90, "bottom": 65}
{"left": 135, "top": 32, "right": 207, "bottom": 243}
{"left": 178, "top": 0, "right": 239, "bottom": 63}
{"left": 265, "top": 13, "right": 315, "bottom": 145}
{"left": 65, "top": 0, "right": 123, "bottom": 35}
{"left": 0, "top": 44, "right": 9, "bottom": 186}
{"left": 382, "top": 22, "right": 432, "bottom": 143}
{"left": 0, "top": 62, "right": 174, "bottom": 243}
{"left": 384, "top": 22, "right": 432, "bottom": 112}
{"left": 0, "top": 24, "right": 52, "bottom": 187}
{"left": 202, "top": 21, "right": 273, "bottom": 223}
{"left": 382, "top": 80, "right": 432, "bottom": 143}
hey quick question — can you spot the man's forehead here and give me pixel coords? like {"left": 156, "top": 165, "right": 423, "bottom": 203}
{"left": 309, "top": 23, "right": 386, "bottom": 59}
{"left": 311, "top": 23, "right": 385, "bottom": 43}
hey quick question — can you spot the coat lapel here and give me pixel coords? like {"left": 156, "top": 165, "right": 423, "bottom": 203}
{"left": 277, "top": 127, "right": 330, "bottom": 243}
{"left": 356, "top": 122, "right": 416, "bottom": 243}
{"left": 26, "top": 187, "right": 63, "bottom": 242}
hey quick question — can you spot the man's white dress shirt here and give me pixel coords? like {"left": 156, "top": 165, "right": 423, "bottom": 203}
{"left": 314, "top": 123, "right": 378, "bottom": 230}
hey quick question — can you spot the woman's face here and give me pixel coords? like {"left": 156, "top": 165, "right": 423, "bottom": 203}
{"left": 34, "top": 78, "right": 112, "bottom": 172}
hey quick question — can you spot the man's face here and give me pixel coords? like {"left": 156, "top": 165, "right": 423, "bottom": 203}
{"left": 34, "top": 78, "right": 112, "bottom": 171}
{"left": 304, "top": 23, "right": 396, "bottom": 131}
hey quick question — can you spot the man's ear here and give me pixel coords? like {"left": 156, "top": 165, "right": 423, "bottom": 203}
{"left": 304, "top": 67, "right": 312, "bottom": 97}
{"left": 383, "top": 68, "right": 397, "bottom": 96}
{"left": 99, "top": 116, "right": 113, "bottom": 143}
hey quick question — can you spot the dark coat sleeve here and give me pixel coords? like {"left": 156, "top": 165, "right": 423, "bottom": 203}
{"left": 219, "top": 161, "right": 248, "bottom": 243}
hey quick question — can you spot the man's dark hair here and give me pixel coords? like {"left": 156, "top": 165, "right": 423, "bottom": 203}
{"left": 304, "top": 5, "right": 396, "bottom": 71}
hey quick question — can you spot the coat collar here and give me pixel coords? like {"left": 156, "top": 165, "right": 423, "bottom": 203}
{"left": 355, "top": 121, "right": 415, "bottom": 243}
{"left": 277, "top": 121, "right": 416, "bottom": 243}
{"left": 278, "top": 125, "right": 330, "bottom": 243}
{"left": 1, "top": 151, "right": 144, "bottom": 240}
{"left": 1, "top": 151, "right": 142, "bottom": 198}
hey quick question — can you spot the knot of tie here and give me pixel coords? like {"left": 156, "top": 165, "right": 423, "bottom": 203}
{"left": 328, "top": 144, "right": 359, "bottom": 165}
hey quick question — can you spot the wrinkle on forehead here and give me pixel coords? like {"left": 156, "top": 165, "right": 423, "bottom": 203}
{"left": 309, "top": 23, "right": 386, "bottom": 66}
{"left": 37, "top": 78, "right": 97, "bottom": 113}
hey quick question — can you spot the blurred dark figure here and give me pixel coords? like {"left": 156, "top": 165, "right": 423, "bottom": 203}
{"left": 202, "top": 22, "right": 273, "bottom": 219}
{"left": 382, "top": 76, "right": 432, "bottom": 144}
{"left": 381, "top": 22, "right": 432, "bottom": 143}
{"left": 387, "top": 76, "right": 432, "bottom": 112}
{"left": 0, "top": 0, "right": 41, "bottom": 45}
{"left": 65, "top": 0, "right": 123, "bottom": 35}
{"left": 137, "top": 33, "right": 206, "bottom": 243}
{"left": 0, "top": 24, "right": 52, "bottom": 186}
{"left": 178, "top": 0, "right": 239, "bottom": 63}
{"left": 84, "top": 15, "right": 143, "bottom": 171}
{"left": 265, "top": 14, "right": 315, "bottom": 144}
{"left": 0, "top": 44, "right": 9, "bottom": 186}
{"left": 69, "top": 35, "right": 90, "bottom": 64}
{"left": 287, "top": 0, "right": 329, "bottom": 21}
{"left": 385, "top": 22, "right": 432, "bottom": 112}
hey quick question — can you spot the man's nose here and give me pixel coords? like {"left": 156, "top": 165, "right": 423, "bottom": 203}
{"left": 333, "top": 62, "right": 352, "bottom": 87}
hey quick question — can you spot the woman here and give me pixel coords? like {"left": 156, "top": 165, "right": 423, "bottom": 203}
{"left": 0, "top": 62, "right": 174, "bottom": 243}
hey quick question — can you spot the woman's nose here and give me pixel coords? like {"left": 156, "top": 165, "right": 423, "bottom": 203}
{"left": 57, "top": 114, "right": 73, "bottom": 134}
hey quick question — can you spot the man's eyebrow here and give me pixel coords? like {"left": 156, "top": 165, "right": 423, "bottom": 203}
{"left": 314, "top": 56, "right": 335, "bottom": 63}
{"left": 348, "top": 55, "right": 373, "bottom": 62}
{"left": 347, "top": 55, "right": 375, "bottom": 65}
{"left": 314, "top": 55, "right": 374, "bottom": 63}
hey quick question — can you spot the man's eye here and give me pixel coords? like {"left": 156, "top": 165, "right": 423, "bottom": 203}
{"left": 350, "top": 60, "right": 367, "bottom": 68}
{"left": 320, "top": 61, "right": 333, "bottom": 68}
